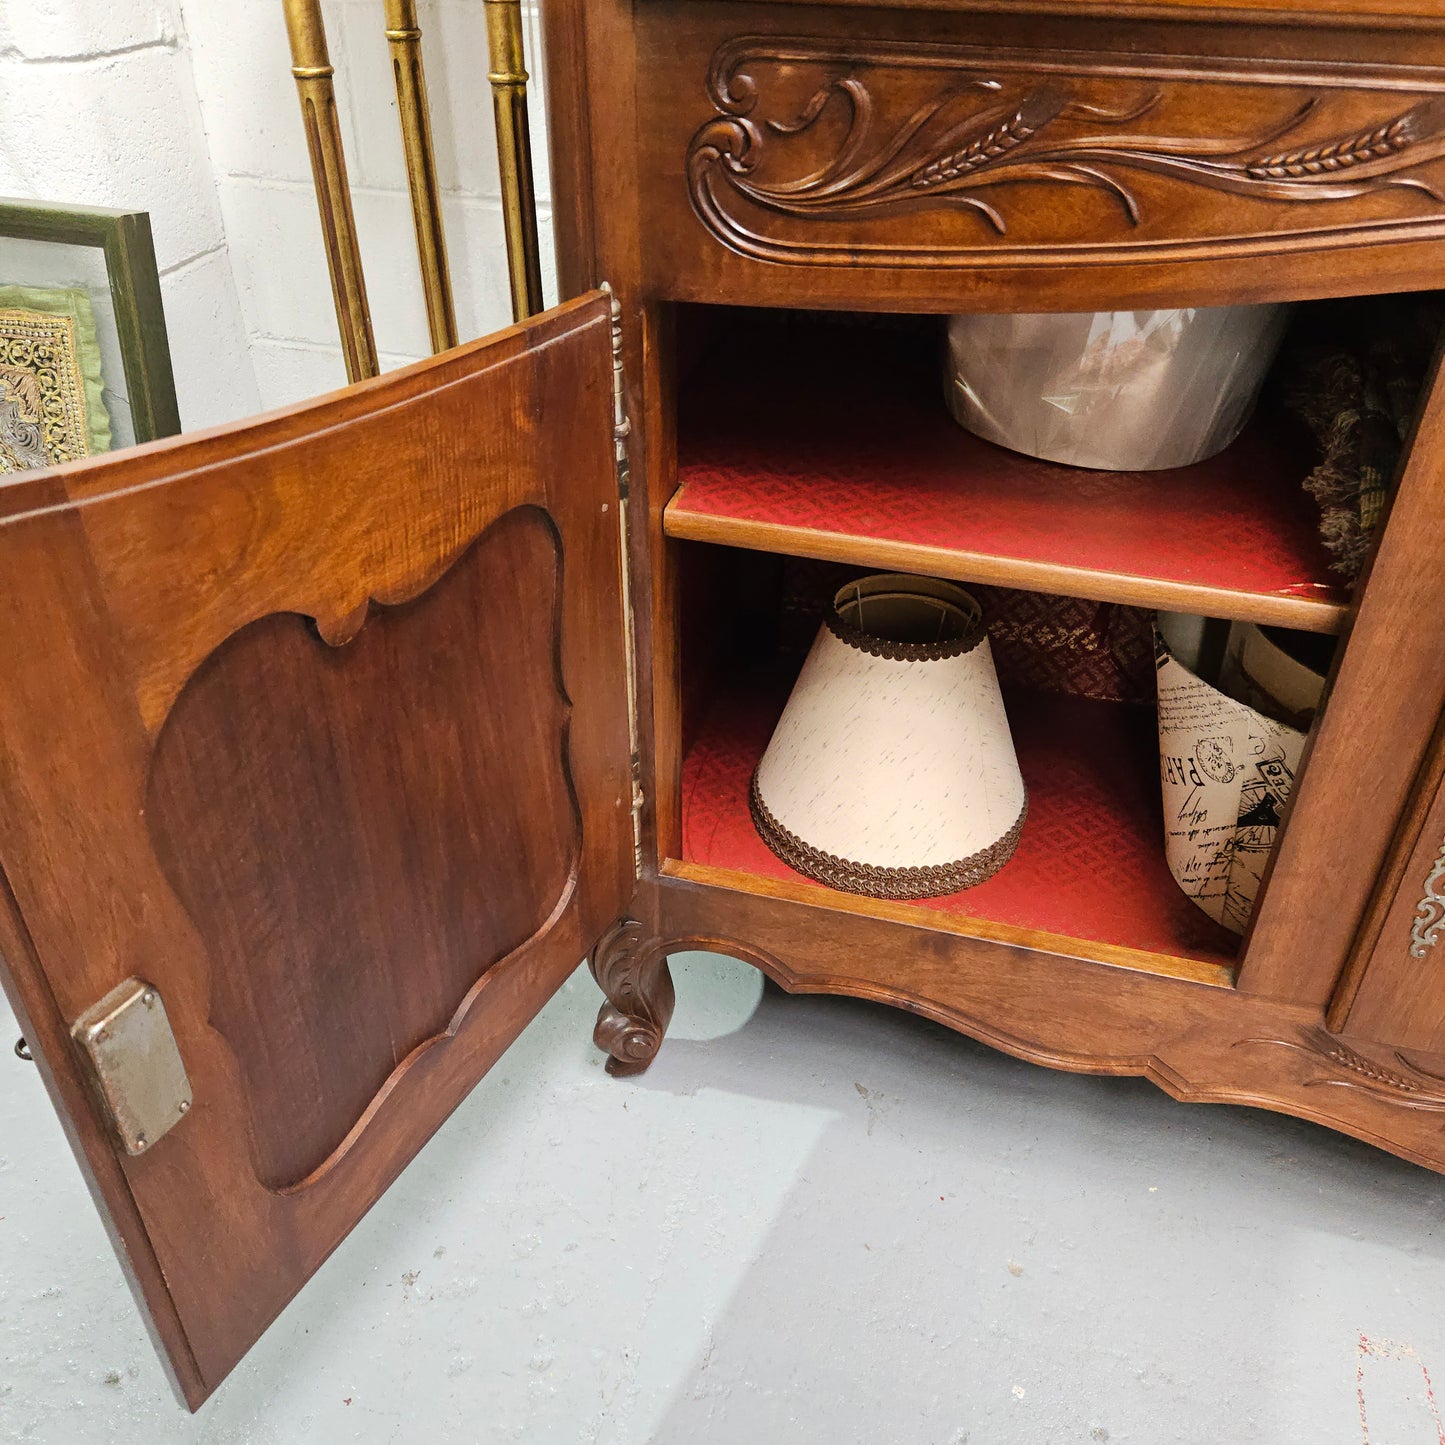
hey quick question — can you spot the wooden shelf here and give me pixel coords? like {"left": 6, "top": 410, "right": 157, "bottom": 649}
{"left": 679, "top": 675, "right": 1241, "bottom": 982}
{"left": 665, "top": 314, "right": 1350, "bottom": 635}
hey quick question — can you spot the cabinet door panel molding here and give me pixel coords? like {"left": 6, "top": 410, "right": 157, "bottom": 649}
{"left": 0, "top": 294, "right": 634, "bottom": 1405}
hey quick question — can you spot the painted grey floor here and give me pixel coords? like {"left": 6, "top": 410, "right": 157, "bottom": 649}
{"left": 3, "top": 953, "right": 1445, "bottom": 1445}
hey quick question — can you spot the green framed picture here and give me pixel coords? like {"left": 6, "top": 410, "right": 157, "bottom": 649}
{"left": 0, "top": 199, "right": 180, "bottom": 472}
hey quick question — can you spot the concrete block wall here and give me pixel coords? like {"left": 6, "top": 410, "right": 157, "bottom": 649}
{"left": 0, "top": 0, "right": 262, "bottom": 431}
{"left": 182, "top": 0, "right": 556, "bottom": 411}
{"left": 1, "top": 0, "right": 546, "bottom": 430}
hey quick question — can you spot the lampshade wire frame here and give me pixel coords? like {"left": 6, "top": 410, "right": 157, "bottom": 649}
{"left": 841, "top": 582, "right": 970, "bottom": 647}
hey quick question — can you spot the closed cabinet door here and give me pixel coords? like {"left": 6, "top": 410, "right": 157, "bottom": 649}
{"left": 0, "top": 293, "right": 634, "bottom": 1407}
{"left": 1330, "top": 718, "right": 1445, "bottom": 1074}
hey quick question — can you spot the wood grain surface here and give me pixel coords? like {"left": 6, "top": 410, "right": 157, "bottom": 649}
{"left": 0, "top": 293, "right": 633, "bottom": 1405}
{"left": 637, "top": 5, "right": 1445, "bottom": 311}
{"left": 544, "top": 0, "right": 1445, "bottom": 1174}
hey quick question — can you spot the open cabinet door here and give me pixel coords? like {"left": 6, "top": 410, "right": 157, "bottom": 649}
{"left": 0, "top": 292, "right": 634, "bottom": 1408}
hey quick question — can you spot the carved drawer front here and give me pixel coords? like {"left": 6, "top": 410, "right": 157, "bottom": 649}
{"left": 637, "top": 17, "right": 1445, "bottom": 309}
{"left": 1336, "top": 728, "right": 1445, "bottom": 1055}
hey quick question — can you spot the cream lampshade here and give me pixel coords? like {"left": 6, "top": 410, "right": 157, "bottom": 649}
{"left": 751, "top": 574, "right": 1027, "bottom": 900}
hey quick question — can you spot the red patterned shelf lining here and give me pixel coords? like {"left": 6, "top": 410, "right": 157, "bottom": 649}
{"left": 670, "top": 314, "right": 1345, "bottom": 617}
{"left": 682, "top": 678, "right": 1240, "bottom": 971}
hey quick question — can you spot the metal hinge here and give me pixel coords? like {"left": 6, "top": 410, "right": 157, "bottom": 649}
{"left": 71, "top": 978, "right": 193, "bottom": 1156}
{"left": 604, "top": 283, "right": 645, "bottom": 877}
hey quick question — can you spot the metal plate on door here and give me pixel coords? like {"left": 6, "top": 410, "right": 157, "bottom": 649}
{"left": 71, "top": 978, "right": 192, "bottom": 1155}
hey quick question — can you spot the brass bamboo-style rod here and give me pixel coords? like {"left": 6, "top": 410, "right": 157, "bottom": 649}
{"left": 282, "top": 0, "right": 380, "bottom": 382}
{"left": 383, "top": 0, "right": 458, "bottom": 353}
{"left": 484, "top": 0, "right": 545, "bottom": 322}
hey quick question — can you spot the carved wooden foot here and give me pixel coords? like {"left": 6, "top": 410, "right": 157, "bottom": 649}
{"left": 589, "top": 917, "right": 677, "bottom": 1076}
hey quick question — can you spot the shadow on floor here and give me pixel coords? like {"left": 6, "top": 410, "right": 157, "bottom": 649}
{"left": 615, "top": 966, "right": 1445, "bottom": 1444}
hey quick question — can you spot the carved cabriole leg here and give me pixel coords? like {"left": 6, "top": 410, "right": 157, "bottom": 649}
{"left": 589, "top": 918, "right": 677, "bottom": 1076}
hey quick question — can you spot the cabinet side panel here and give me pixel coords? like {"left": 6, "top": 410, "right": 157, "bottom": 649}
{"left": 539, "top": 0, "right": 599, "bottom": 296}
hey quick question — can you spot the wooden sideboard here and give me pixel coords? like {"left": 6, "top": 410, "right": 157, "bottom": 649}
{"left": 550, "top": 0, "right": 1445, "bottom": 1144}
{"left": 4, "top": 0, "right": 1445, "bottom": 1410}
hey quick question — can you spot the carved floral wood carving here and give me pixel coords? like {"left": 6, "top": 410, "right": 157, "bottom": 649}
{"left": 686, "top": 38, "right": 1445, "bottom": 267}
{"left": 147, "top": 507, "right": 580, "bottom": 1193}
{"left": 1238, "top": 1028, "right": 1445, "bottom": 1112}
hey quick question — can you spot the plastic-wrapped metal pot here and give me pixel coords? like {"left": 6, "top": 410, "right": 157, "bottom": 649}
{"left": 946, "top": 306, "right": 1290, "bottom": 471}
